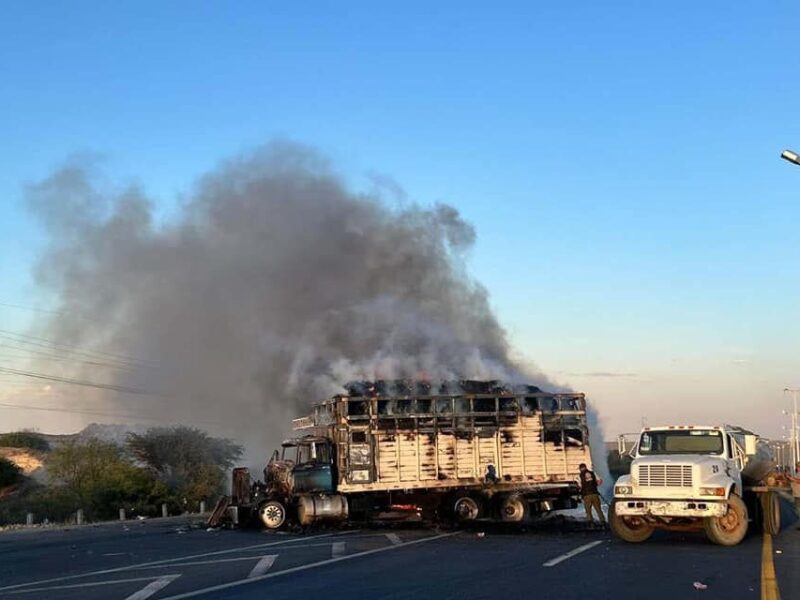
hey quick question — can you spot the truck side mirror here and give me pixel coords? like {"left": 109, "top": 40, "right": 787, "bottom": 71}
{"left": 744, "top": 435, "right": 757, "bottom": 455}
{"left": 617, "top": 434, "right": 627, "bottom": 455}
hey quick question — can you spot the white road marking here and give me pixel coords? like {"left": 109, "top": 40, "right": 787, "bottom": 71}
{"left": 0, "top": 531, "right": 359, "bottom": 592}
{"left": 331, "top": 541, "right": 346, "bottom": 558}
{"left": 385, "top": 533, "right": 402, "bottom": 545}
{"left": 2, "top": 575, "right": 180, "bottom": 595}
{"left": 124, "top": 575, "right": 181, "bottom": 600}
{"left": 247, "top": 555, "right": 277, "bottom": 579}
{"left": 160, "top": 532, "right": 460, "bottom": 600}
{"left": 132, "top": 555, "right": 277, "bottom": 571}
{"left": 542, "top": 541, "right": 603, "bottom": 567}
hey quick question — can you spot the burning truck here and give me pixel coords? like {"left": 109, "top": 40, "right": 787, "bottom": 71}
{"left": 211, "top": 380, "right": 595, "bottom": 529}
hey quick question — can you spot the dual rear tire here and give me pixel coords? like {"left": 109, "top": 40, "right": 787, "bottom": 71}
{"left": 450, "top": 493, "right": 527, "bottom": 523}
{"left": 760, "top": 492, "right": 781, "bottom": 536}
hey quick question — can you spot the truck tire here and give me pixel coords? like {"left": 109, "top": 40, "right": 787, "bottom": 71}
{"left": 258, "top": 500, "right": 287, "bottom": 530}
{"left": 453, "top": 495, "right": 481, "bottom": 522}
{"left": 500, "top": 494, "right": 526, "bottom": 523}
{"left": 609, "top": 500, "right": 654, "bottom": 543}
{"left": 704, "top": 494, "right": 748, "bottom": 546}
{"left": 762, "top": 492, "right": 780, "bottom": 536}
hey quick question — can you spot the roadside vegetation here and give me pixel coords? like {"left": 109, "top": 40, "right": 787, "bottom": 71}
{"left": 0, "top": 431, "right": 50, "bottom": 452}
{"left": 0, "top": 427, "right": 242, "bottom": 526}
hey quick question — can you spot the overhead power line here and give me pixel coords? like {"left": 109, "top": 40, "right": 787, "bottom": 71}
{"left": 0, "top": 401, "right": 218, "bottom": 425}
{"left": 0, "top": 329, "right": 157, "bottom": 369}
{"left": 0, "top": 366, "right": 163, "bottom": 397}
{"left": 0, "top": 301, "right": 69, "bottom": 317}
{"left": 0, "top": 345, "right": 139, "bottom": 370}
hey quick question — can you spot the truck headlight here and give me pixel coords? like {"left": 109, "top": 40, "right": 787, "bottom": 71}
{"left": 615, "top": 485, "right": 633, "bottom": 495}
{"left": 699, "top": 487, "right": 726, "bottom": 496}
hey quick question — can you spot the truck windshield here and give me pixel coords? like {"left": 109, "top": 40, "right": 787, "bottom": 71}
{"left": 638, "top": 430, "right": 723, "bottom": 455}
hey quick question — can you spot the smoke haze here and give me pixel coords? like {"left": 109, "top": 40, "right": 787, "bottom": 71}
{"left": 26, "top": 141, "right": 605, "bottom": 479}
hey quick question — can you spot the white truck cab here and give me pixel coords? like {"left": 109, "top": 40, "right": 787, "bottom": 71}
{"left": 610, "top": 425, "right": 766, "bottom": 546}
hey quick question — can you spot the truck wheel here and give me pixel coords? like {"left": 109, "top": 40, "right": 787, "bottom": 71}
{"left": 453, "top": 496, "right": 481, "bottom": 522}
{"left": 258, "top": 500, "right": 286, "bottom": 530}
{"left": 704, "top": 494, "right": 748, "bottom": 546}
{"left": 609, "top": 500, "right": 654, "bottom": 543}
{"left": 500, "top": 494, "right": 527, "bottom": 522}
{"left": 762, "top": 492, "right": 781, "bottom": 536}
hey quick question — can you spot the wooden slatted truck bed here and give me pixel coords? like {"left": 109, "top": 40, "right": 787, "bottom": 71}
{"left": 214, "top": 380, "right": 595, "bottom": 529}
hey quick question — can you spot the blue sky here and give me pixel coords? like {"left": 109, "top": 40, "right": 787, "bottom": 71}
{"left": 1, "top": 2, "right": 799, "bottom": 437}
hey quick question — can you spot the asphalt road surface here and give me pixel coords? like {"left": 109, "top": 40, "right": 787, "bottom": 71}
{"left": 0, "top": 510, "right": 797, "bottom": 600}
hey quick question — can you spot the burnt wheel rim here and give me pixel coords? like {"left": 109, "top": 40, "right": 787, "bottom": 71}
{"left": 503, "top": 498, "right": 525, "bottom": 521}
{"left": 261, "top": 504, "right": 284, "bottom": 527}
{"left": 454, "top": 497, "right": 479, "bottom": 521}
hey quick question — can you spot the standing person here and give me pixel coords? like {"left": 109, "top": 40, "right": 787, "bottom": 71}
{"left": 578, "top": 463, "right": 606, "bottom": 527}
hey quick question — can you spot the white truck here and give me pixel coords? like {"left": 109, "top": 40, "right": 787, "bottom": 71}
{"left": 610, "top": 425, "right": 782, "bottom": 546}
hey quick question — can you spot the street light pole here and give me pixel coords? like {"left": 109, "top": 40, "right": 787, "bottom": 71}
{"left": 785, "top": 388, "right": 799, "bottom": 472}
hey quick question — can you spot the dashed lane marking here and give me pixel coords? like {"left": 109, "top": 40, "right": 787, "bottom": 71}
{"left": 131, "top": 555, "right": 277, "bottom": 571}
{"left": 124, "top": 575, "right": 182, "bottom": 600}
{"left": 1, "top": 575, "right": 181, "bottom": 595}
{"left": 160, "top": 531, "right": 460, "bottom": 600}
{"left": 542, "top": 541, "right": 603, "bottom": 567}
{"left": 331, "top": 541, "right": 346, "bottom": 558}
{"left": 0, "top": 531, "right": 359, "bottom": 593}
{"left": 247, "top": 556, "right": 277, "bottom": 579}
{"left": 385, "top": 533, "right": 402, "bottom": 545}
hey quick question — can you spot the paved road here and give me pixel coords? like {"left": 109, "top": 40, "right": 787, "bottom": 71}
{"left": 0, "top": 511, "right": 797, "bottom": 599}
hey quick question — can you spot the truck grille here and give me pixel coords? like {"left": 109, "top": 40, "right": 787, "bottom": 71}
{"left": 638, "top": 464, "right": 692, "bottom": 487}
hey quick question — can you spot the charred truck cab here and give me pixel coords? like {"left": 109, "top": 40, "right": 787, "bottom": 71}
{"left": 220, "top": 380, "right": 595, "bottom": 529}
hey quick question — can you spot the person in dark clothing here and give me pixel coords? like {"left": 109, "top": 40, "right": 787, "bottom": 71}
{"left": 578, "top": 463, "right": 606, "bottom": 525}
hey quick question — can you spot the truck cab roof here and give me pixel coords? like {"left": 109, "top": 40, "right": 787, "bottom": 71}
{"left": 642, "top": 425, "right": 756, "bottom": 436}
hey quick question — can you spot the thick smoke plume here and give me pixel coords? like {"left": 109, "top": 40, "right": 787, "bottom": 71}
{"left": 27, "top": 141, "right": 605, "bottom": 478}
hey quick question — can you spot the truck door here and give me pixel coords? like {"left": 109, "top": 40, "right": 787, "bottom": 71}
{"left": 292, "top": 441, "right": 335, "bottom": 493}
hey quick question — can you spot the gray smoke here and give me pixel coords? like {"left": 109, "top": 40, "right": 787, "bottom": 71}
{"left": 27, "top": 141, "right": 565, "bottom": 459}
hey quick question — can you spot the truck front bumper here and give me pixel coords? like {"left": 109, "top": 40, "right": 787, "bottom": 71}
{"left": 614, "top": 499, "right": 727, "bottom": 518}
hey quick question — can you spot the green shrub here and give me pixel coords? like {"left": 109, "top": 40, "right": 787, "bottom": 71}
{"left": 127, "top": 426, "right": 242, "bottom": 505}
{"left": 45, "top": 438, "right": 167, "bottom": 521}
{"left": 0, "top": 431, "right": 50, "bottom": 452}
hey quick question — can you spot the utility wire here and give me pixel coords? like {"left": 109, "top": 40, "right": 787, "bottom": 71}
{"left": 0, "top": 366, "right": 163, "bottom": 397}
{"left": 0, "top": 401, "right": 218, "bottom": 425}
{"left": 0, "top": 345, "right": 139, "bottom": 370}
{"left": 0, "top": 331, "right": 138, "bottom": 367}
{"left": 0, "top": 329, "right": 156, "bottom": 368}
{"left": 0, "top": 301, "right": 68, "bottom": 317}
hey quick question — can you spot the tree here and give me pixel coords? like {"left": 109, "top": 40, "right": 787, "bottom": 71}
{"left": 126, "top": 427, "right": 243, "bottom": 504}
{"left": 0, "top": 456, "right": 23, "bottom": 487}
{"left": 46, "top": 438, "right": 160, "bottom": 519}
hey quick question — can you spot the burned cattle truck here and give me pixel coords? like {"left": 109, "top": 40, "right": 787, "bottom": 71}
{"left": 219, "top": 381, "right": 594, "bottom": 529}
